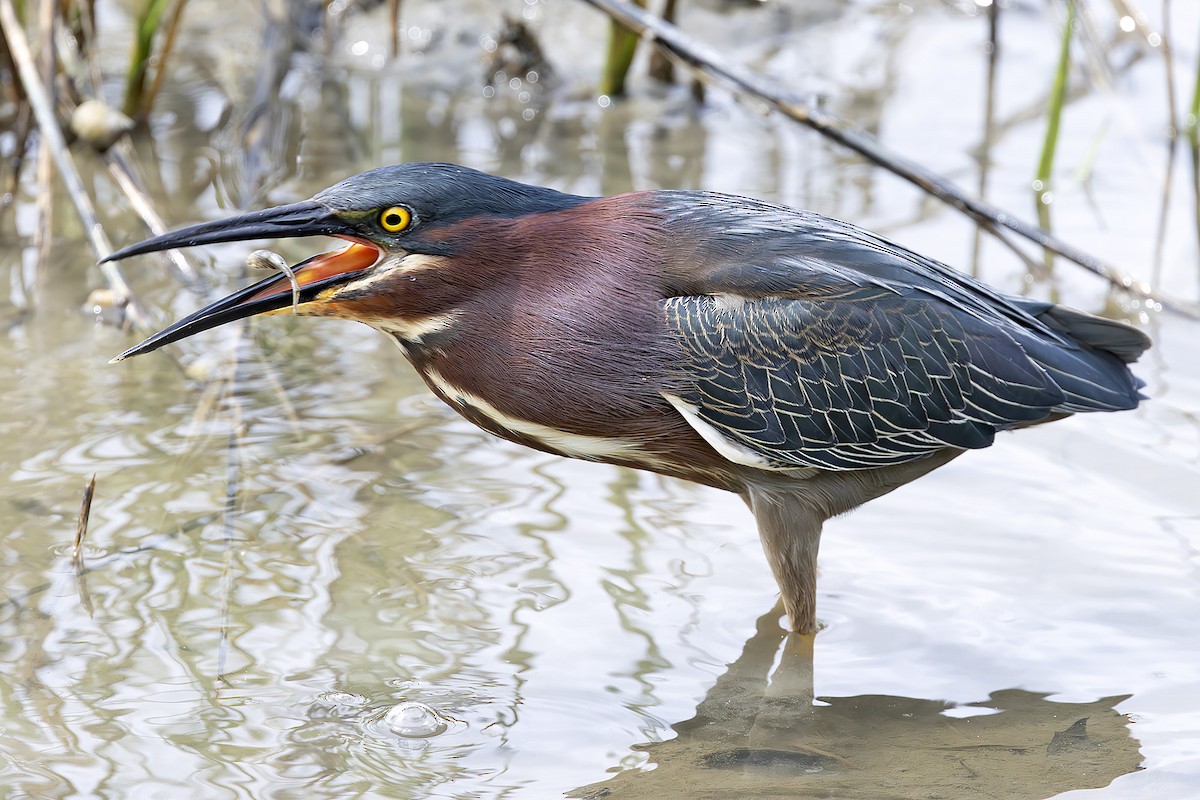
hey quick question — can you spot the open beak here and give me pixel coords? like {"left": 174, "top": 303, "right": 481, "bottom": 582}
{"left": 105, "top": 200, "right": 380, "bottom": 362}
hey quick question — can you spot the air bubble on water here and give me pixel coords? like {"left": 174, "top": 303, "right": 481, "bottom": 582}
{"left": 383, "top": 701, "right": 449, "bottom": 738}
{"left": 318, "top": 691, "right": 368, "bottom": 707}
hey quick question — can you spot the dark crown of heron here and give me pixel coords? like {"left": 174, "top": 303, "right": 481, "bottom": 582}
{"left": 316, "top": 163, "right": 590, "bottom": 255}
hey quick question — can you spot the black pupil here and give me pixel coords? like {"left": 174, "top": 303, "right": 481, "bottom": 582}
{"left": 386, "top": 211, "right": 403, "bottom": 228}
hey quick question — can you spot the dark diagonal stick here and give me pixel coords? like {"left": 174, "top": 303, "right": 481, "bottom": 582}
{"left": 581, "top": 0, "right": 1197, "bottom": 318}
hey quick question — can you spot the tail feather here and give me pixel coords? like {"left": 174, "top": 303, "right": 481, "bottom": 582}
{"left": 1008, "top": 299, "right": 1150, "bottom": 412}
{"left": 1038, "top": 304, "right": 1152, "bottom": 364}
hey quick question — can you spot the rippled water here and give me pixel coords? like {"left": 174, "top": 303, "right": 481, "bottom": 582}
{"left": 2, "top": 1, "right": 1199, "bottom": 798}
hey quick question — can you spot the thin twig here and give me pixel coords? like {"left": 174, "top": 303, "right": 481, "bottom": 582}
{"left": 971, "top": 0, "right": 1000, "bottom": 277}
{"left": 0, "top": 103, "right": 32, "bottom": 222}
{"left": 104, "top": 145, "right": 207, "bottom": 293}
{"left": 1161, "top": 0, "right": 1178, "bottom": 135}
{"left": 35, "top": 0, "right": 51, "bottom": 80}
{"left": 34, "top": 141, "right": 52, "bottom": 264}
{"left": 73, "top": 473, "right": 96, "bottom": 563}
{"left": 141, "top": 0, "right": 189, "bottom": 119}
{"left": 1072, "top": 0, "right": 1115, "bottom": 93}
{"left": 72, "top": 472, "right": 97, "bottom": 616}
{"left": 1109, "top": 0, "right": 1156, "bottom": 48}
{"left": 69, "top": 472, "right": 96, "bottom": 613}
{"left": 81, "top": 0, "right": 97, "bottom": 52}
{"left": 75, "top": 0, "right": 104, "bottom": 92}
{"left": 1189, "top": 25, "right": 1200, "bottom": 146}
{"left": 979, "top": 219, "right": 1045, "bottom": 278}
{"left": 388, "top": 0, "right": 401, "bottom": 58}
{"left": 1152, "top": 142, "right": 1177, "bottom": 284}
{"left": 1152, "top": 0, "right": 1178, "bottom": 283}
{"left": 1190, "top": 143, "right": 1200, "bottom": 298}
{"left": 647, "top": 0, "right": 677, "bottom": 83}
{"left": 32, "top": 0, "right": 54, "bottom": 272}
{"left": 0, "top": 516, "right": 217, "bottom": 621}
{"left": 0, "top": 0, "right": 154, "bottom": 331}
{"left": 580, "top": 0, "right": 1197, "bottom": 317}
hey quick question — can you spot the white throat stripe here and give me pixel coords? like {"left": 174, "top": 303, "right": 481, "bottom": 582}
{"left": 425, "top": 369, "right": 642, "bottom": 461}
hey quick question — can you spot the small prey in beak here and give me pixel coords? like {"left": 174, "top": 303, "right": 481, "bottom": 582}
{"left": 246, "top": 249, "right": 304, "bottom": 315}
{"left": 104, "top": 199, "right": 380, "bottom": 362}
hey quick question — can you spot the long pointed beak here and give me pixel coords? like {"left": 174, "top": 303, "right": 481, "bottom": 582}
{"left": 110, "top": 243, "right": 380, "bottom": 362}
{"left": 103, "top": 200, "right": 355, "bottom": 262}
{"left": 107, "top": 200, "right": 382, "bottom": 362}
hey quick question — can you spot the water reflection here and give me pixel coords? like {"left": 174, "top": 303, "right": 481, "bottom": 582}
{"left": 573, "top": 609, "right": 1142, "bottom": 800}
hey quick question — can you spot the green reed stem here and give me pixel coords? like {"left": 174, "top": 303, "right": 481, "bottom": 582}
{"left": 121, "top": 0, "right": 171, "bottom": 119}
{"left": 1188, "top": 39, "right": 1200, "bottom": 146}
{"left": 599, "top": 0, "right": 645, "bottom": 97}
{"left": 1034, "top": 0, "right": 1074, "bottom": 274}
{"left": 1036, "top": 1, "right": 1074, "bottom": 190}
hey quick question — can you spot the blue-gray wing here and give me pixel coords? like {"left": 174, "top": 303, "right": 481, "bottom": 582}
{"left": 654, "top": 192, "right": 1145, "bottom": 471}
{"left": 662, "top": 285, "right": 1137, "bottom": 471}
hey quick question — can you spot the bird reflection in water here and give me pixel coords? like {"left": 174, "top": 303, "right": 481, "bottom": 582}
{"left": 570, "top": 608, "right": 1142, "bottom": 799}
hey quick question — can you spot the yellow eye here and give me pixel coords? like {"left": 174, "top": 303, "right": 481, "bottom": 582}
{"left": 379, "top": 206, "right": 412, "bottom": 233}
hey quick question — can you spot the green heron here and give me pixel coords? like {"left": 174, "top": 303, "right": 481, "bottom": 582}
{"left": 106, "top": 163, "right": 1149, "bottom": 634}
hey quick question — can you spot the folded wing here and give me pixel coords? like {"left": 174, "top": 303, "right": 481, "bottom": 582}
{"left": 658, "top": 196, "right": 1147, "bottom": 472}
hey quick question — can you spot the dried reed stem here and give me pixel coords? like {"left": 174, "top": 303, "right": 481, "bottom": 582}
{"left": 141, "top": 0, "right": 188, "bottom": 119}
{"left": 73, "top": 473, "right": 96, "bottom": 561}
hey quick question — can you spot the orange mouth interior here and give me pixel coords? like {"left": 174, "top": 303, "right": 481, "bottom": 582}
{"left": 246, "top": 242, "right": 380, "bottom": 303}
